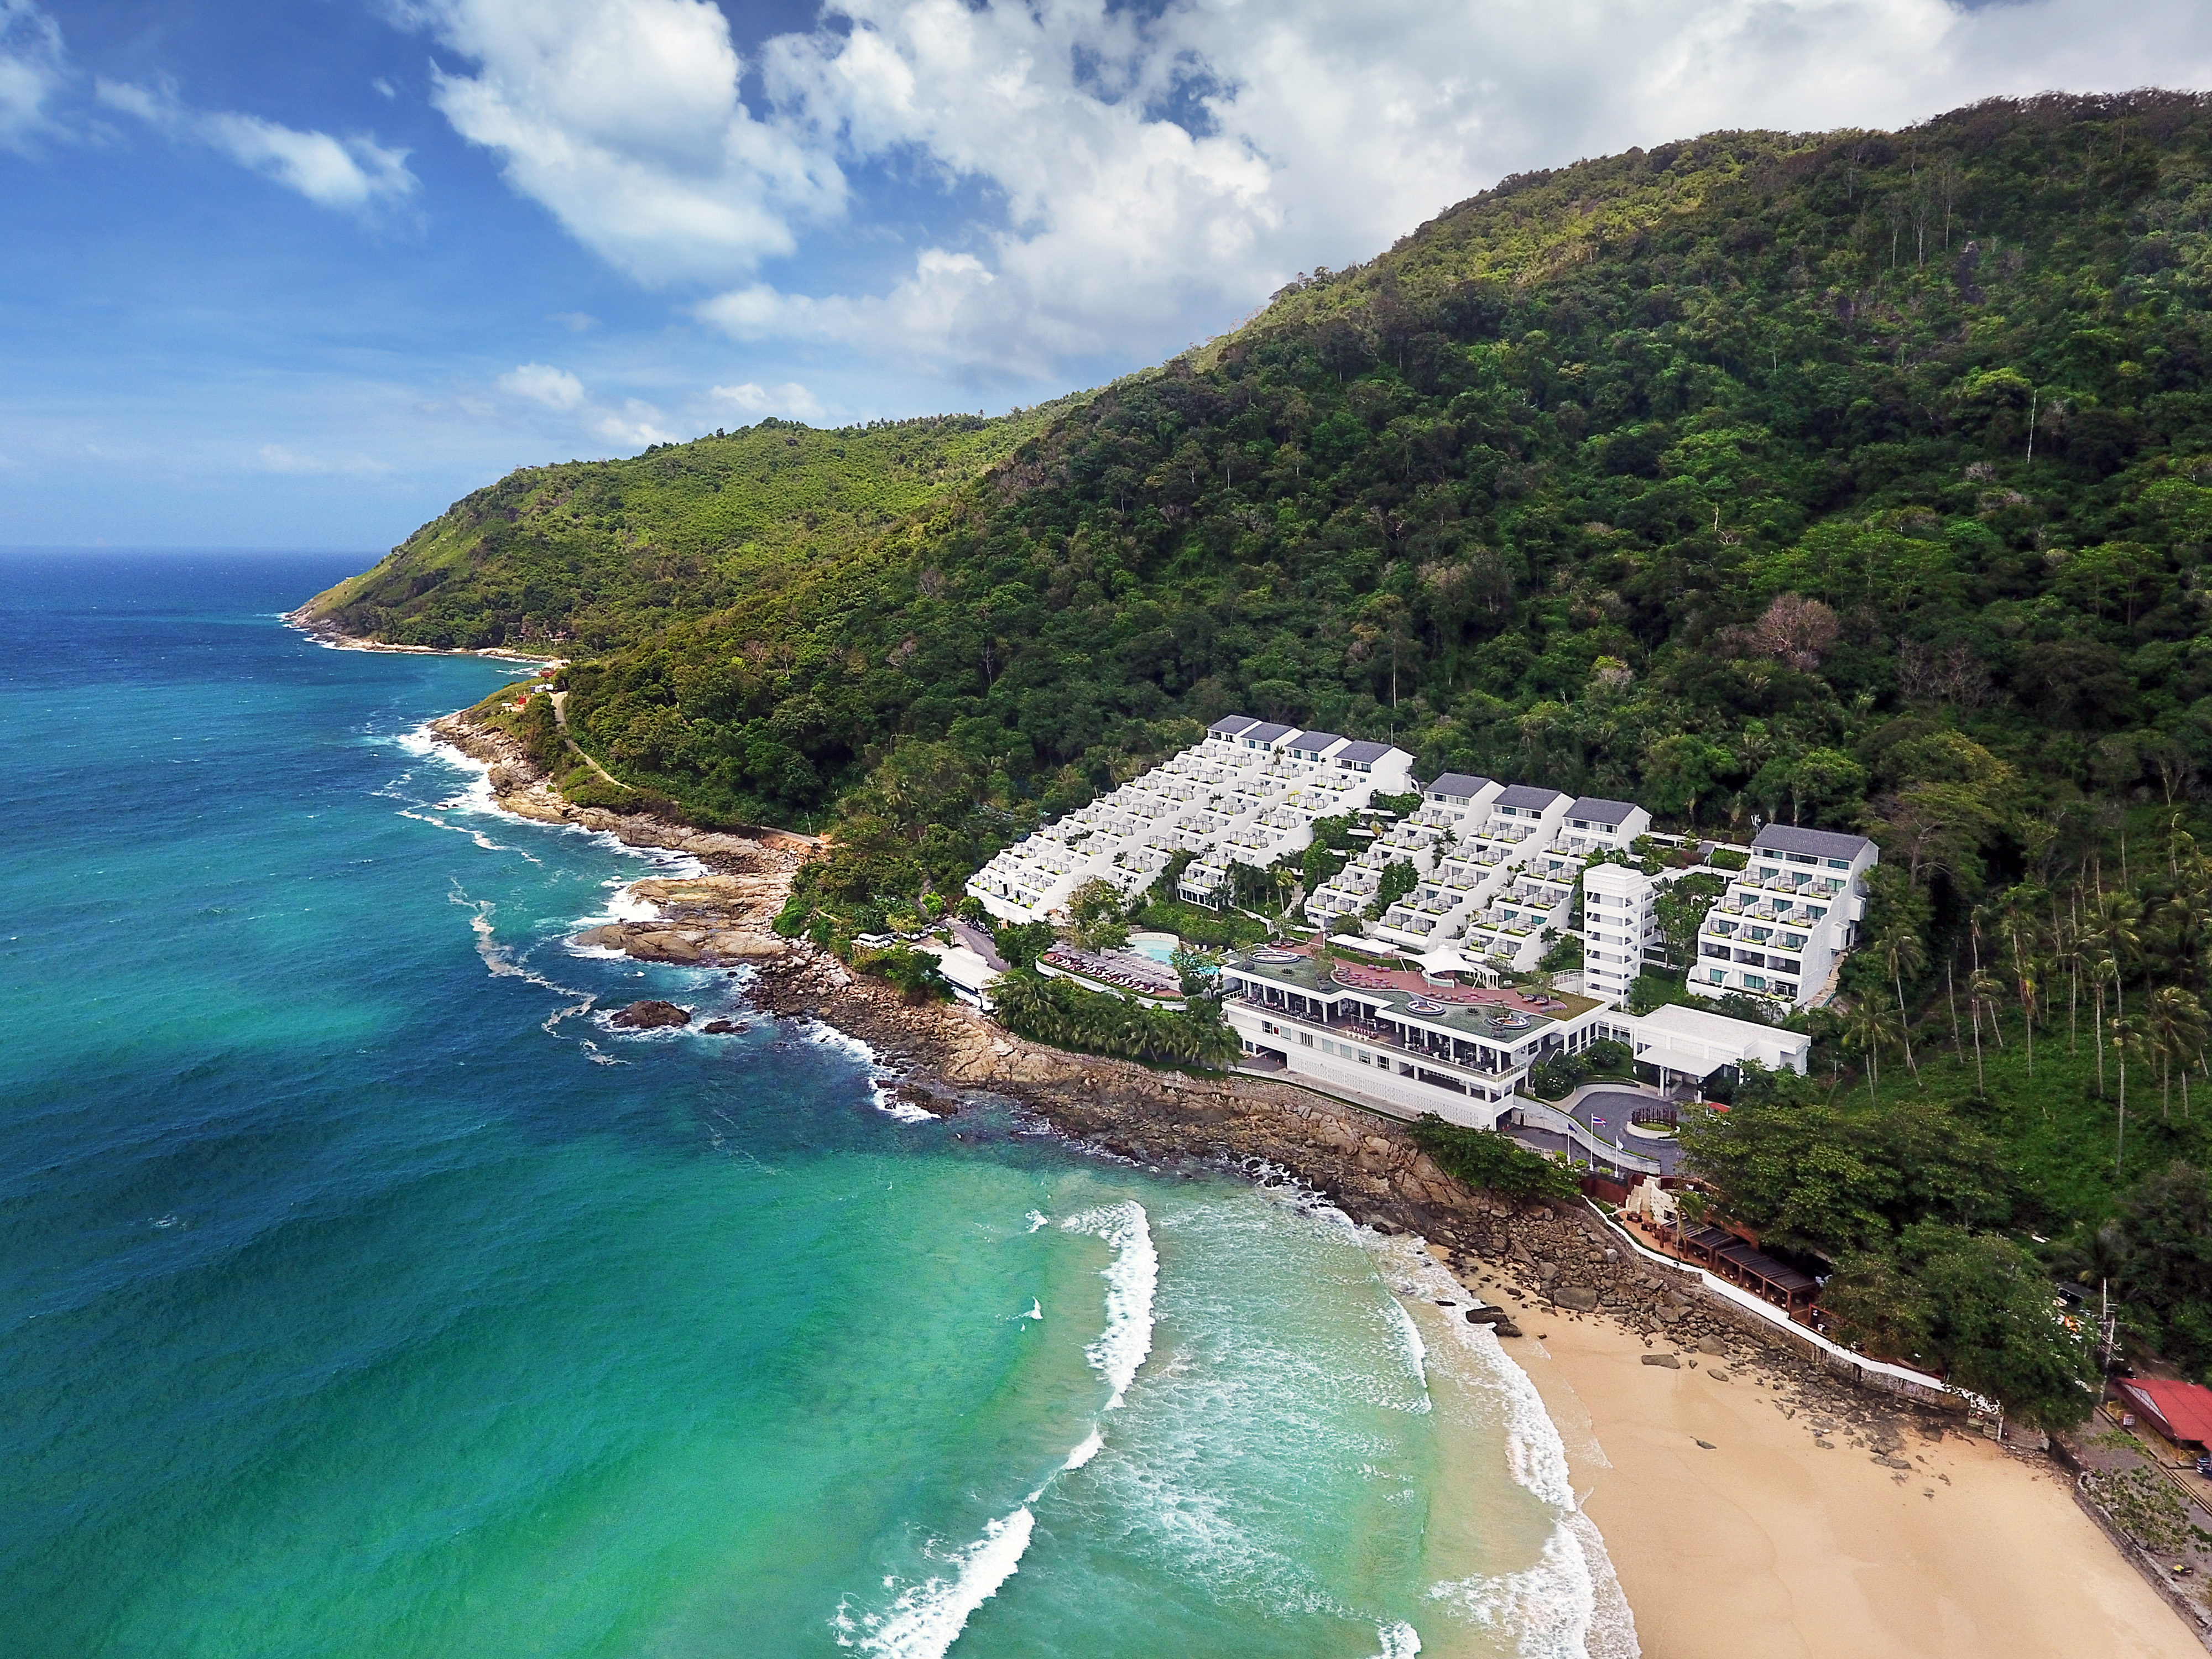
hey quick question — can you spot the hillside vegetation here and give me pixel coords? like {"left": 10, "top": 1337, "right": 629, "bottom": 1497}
{"left": 302, "top": 411, "right": 1059, "bottom": 652}
{"left": 315, "top": 91, "right": 2212, "bottom": 1390}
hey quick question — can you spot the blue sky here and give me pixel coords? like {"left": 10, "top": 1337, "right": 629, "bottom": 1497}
{"left": 4, "top": 0, "right": 2208, "bottom": 550}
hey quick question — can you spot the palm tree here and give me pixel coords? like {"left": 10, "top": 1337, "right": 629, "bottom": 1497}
{"left": 1997, "top": 891, "right": 2042, "bottom": 1081}
{"left": 1874, "top": 924, "right": 1927, "bottom": 1084}
{"left": 2143, "top": 986, "right": 2209, "bottom": 1122}
{"left": 1840, "top": 993, "right": 1902, "bottom": 1107}
{"left": 2052, "top": 891, "right": 2081, "bottom": 1055}
{"left": 2112, "top": 1012, "right": 2151, "bottom": 1180}
{"left": 2098, "top": 889, "right": 2145, "bottom": 1024}
{"left": 2161, "top": 874, "right": 2211, "bottom": 994}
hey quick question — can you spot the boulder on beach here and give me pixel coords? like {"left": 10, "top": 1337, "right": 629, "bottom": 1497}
{"left": 611, "top": 999, "right": 691, "bottom": 1029}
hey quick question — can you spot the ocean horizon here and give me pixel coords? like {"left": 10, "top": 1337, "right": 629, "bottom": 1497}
{"left": 0, "top": 550, "right": 1632, "bottom": 1659}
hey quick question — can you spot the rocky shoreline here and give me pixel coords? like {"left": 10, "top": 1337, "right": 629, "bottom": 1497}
{"left": 425, "top": 708, "right": 1983, "bottom": 1454}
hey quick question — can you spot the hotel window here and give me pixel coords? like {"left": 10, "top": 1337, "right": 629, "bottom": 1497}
{"left": 1744, "top": 975, "right": 1767, "bottom": 990}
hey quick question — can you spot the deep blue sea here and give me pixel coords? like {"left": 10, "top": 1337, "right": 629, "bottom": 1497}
{"left": 0, "top": 552, "right": 1630, "bottom": 1659}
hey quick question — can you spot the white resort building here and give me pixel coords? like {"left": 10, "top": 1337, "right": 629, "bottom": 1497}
{"left": 957, "top": 708, "right": 1879, "bottom": 1140}
{"left": 964, "top": 716, "right": 1416, "bottom": 925}
{"left": 1692, "top": 824, "right": 1877, "bottom": 1010}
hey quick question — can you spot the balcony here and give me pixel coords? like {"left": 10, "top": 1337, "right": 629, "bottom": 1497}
{"left": 1229, "top": 994, "right": 1523, "bottom": 1079}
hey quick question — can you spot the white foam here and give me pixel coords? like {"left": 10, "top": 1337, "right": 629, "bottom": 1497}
{"left": 847, "top": 1505, "right": 1035, "bottom": 1659}
{"left": 603, "top": 885, "right": 663, "bottom": 922}
{"left": 873, "top": 1085, "right": 937, "bottom": 1125}
{"left": 1373, "top": 1235, "right": 1576, "bottom": 1511}
{"left": 1023, "top": 1210, "right": 1048, "bottom": 1234}
{"left": 1429, "top": 1516, "right": 1635, "bottom": 1659}
{"left": 1565, "top": 1510, "right": 1640, "bottom": 1659}
{"left": 448, "top": 888, "right": 612, "bottom": 1056}
{"left": 1058, "top": 1201, "right": 1158, "bottom": 1410}
{"left": 1370, "top": 1621, "right": 1422, "bottom": 1659}
{"left": 395, "top": 720, "right": 708, "bottom": 882}
{"left": 1380, "top": 1290, "right": 1428, "bottom": 1388}
{"left": 1060, "top": 1430, "right": 1104, "bottom": 1471}
{"left": 1022, "top": 1299, "right": 1042, "bottom": 1321}
{"left": 1369, "top": 1234, "right": 1641, "bottom": 1658}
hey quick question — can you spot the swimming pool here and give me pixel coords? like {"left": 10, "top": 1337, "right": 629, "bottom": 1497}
{"left": 1128, "top": 933, "right": 1217, "bottom": 974}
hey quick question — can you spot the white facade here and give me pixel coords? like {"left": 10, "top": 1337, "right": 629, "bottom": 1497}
{"left": 964, "top": 715, "right": 1415, "bottom": 924}
{"left": 1220, "top": 953, "right": 1613, "bottom": 1128}
{"left": 1692, "top": 825, "right": 1877, "bottom": 1009}
{"left": 1220, "top": 949, "right": 1803, "bottom": 1129}
{"left": 1630, "top": 1002, "right": 1813, "bottom": 1079}
{"left": 1582, "top": 864, "right": 1657, "bottom": 1003}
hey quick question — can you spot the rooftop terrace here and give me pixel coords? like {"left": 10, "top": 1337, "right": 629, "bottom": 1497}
{"left": 1224, "top": 945, "right": 1599, "bottom": 1041}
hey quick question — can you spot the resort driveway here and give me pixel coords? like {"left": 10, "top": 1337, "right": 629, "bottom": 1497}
{"left": 1506, "top": 1081, "right": 1684, "bottom": 1180}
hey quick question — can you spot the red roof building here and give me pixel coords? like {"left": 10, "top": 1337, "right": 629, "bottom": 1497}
{"left": 2115, "top": 1378, "right": 2212, "bottom": 1446}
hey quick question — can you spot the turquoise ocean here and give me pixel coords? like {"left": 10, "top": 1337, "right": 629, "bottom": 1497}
{"left": 0, "top": 551, "right": 1635, "bottom": 1659}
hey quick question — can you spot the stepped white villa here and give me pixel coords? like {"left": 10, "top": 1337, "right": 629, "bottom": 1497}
{"left": 966, "top": 717, "right": 1416, "bottom": 925}
{"left": 1692, "top": 824, "right": 1876, "bottom": 1006}
{"left": 959, "top": 710, "right": 1874, "bottom": 1137}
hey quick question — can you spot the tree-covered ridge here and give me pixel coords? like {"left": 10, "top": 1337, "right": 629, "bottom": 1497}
{"left": 298, "top": 409, "right": 1065, "bottom": 652}
{"left": 524, "top": 93, "right": 2212, "bottom": 878}
{"left": 321, "top": 91, "right": 2212, "bottom": 1392}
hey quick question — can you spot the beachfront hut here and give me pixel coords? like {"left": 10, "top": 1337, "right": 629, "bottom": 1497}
{"left": 1678, "top": 1224, "right": 1818, "bottom": 1312}
{"left": 2115, "top": 1379, "right": 2212, "bottom": 1448}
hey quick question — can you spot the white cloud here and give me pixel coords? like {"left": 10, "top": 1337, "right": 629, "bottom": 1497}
{"left": 408, "top": 0, "right": 2212, "bottom": 379}
{"left": 97, "top": 77, "right": 416, "bottom": 210}
{"left": 258, "top": 443, "right": 392, "bottom": 476}
{"left": 201, "top": 111, "right": 413, "bottom": 208}
{"left": 486, "top": 361, "right": 681, "bottom": 446}
{"left": 709, "top": 379, "right": 826, "bottom": 421}
{"left": 594, "top": 399, "right": 679, "bottom": 445}
{"left": 0, "top": 0, "right": 67, "bottom": 153}
{"left": 406, "top": 0, "right": 845, "bottom": 284}
{"left": 498, "top": 361, "right": 587, "bottom": 408}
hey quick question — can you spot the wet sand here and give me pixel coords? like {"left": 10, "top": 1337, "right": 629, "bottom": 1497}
{"left": 1505, "top": 1315, "right": 2202, "bottom": 1659}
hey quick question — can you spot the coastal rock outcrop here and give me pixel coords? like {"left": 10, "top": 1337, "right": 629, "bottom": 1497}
{"left": 611, "top": 1000, "right": 691, "bottom": 1030}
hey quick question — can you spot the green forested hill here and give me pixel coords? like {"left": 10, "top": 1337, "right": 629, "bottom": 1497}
{"left": 300, "top": 410, "right": 1061, "bottom": 651}
{"left": 322, "top": 90, "right": 2212, "bottom": 1389}
{"left": 349, "top": 93, "right": 2212, "bottom": 865}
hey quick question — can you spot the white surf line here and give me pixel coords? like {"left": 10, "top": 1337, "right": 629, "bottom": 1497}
{"left": 838, "top": 1204, "right": 1157, "bottom": 1655}
{"left": 841, "top": 1508, "right": 1039, "bottom": 1659}
{"left": 1058, "top": 1201, "right": 1158, "bottom": 1410}
{"left": 1376, "top": 1234, "right": 1640, "bottom": 1658}
{"left": 398, "top": 718, "right": 712, "bottom": 884}
{"left": 1427, "top": 1520, "right": 1619, "bottom": 1659}
{"left": 380, "top": 727, "right": 546, "bottom": 864}
{"left": 1369, "top": 1621, "right": 1422, "bottom": 1658}
{"left": 447, "top": 885, "right": 613, "bottom": 1061}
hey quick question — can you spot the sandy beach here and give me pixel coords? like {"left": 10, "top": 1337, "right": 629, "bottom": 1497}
{"left": 1495, "top": 1311, "right": 2201, "bottom": 1658}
